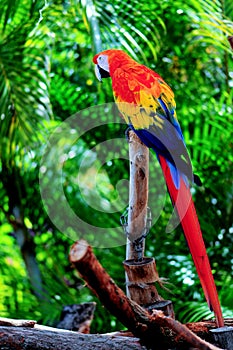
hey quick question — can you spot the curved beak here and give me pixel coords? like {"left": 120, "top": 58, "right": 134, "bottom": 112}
{"left": 95, "top": 64, "right": 102, "bottom": 82}
{"left": 94, "top": 62, "right": 110, "bottom": 82}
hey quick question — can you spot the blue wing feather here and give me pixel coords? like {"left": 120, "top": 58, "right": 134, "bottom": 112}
{"left": 129, "top": 107, "right": 192, "bottom": 189}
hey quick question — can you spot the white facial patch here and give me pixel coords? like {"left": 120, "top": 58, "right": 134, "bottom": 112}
{"left": 97, "top": 55, "right": 109, "bottom": 72}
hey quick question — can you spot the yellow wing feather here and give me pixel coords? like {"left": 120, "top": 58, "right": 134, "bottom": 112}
{"left": 116, "top": 80, "right": 177, "bottom": 130}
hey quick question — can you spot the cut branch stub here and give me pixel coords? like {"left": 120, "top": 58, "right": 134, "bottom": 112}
{"left": 123, "top": 258, "right": 174, "bottom": 318}
{"left": 210, "top": 327, "right": 233, "bottom": 350}
{"left": 124, "top": 258, "right": 161, "bottom": 305}
{"left": 124, "top": 258, "right": 159, "bottom": 284}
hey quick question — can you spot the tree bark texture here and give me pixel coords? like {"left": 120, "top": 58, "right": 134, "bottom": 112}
{"left": 0, "top": 326, "right": 147, "bottom": 350}
{"left": 69, "top": 239, "right": 223, "bottom": 350}
{"left": 123, "top": 258, "right": 172, "bottom": 315}
{"left": 124, "top": 131, "right": 174, "bottom": 317}
{"left": 125, "top": 131, "right": 149, "bottom": 298}
{"left": 127, "top": 130, "right": 149, "bottom": 245}
{"left": 0, "top": 319, "right": 233, "bottom": 350}
{"left": 186, "top": 319, "right": 233, "bottom": 344}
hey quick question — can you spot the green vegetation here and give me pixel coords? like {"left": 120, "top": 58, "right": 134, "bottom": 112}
{"left": 0, "top": 0, "right": 233, "bottom": 332}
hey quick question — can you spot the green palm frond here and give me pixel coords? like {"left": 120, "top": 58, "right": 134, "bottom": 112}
{"left": 177, "top": 276, "right": 233, "bottom": 323}
{"left": 177, "top": 300, "right": 233, "bottom": 324}
{"left": 0, "top": 0, "right": 46, "bottom": 34}
{"left": 0, "top": 10, "right": 52, "bottom": 162}
{"left": 79, "top": 0, "right": 165, "bottom": 62}
{"left": 187, "top": 0, "right": 233, "bottom": 53}
{"left": 180, "top": 90, "right": 233, "bottom": 183}
{"left": 0, "top": 0, "right": 21, "bottom": 31}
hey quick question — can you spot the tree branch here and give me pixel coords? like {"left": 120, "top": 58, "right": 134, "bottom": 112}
{"left": 69, "top": 239, "right": 223, "bottom": 350}
{"left": 0, "top": 326, "right": 147, "bottom": 350}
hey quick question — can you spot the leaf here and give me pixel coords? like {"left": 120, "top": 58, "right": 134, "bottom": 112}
{"left": 186, "top": 0, "right": 233, "bottom": 53}
{"left": 79, "top": 0, "right": 165, "bottom": 61}
{"left": 0, "top": 21, "right": 52, "bottom": 163}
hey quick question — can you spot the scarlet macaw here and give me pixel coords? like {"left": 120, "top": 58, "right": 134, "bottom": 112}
{"left": 93, "top": 49, "right": 224, "bottom": 327}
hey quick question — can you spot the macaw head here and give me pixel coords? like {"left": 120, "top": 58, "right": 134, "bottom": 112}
{"left": 93, "top": 49, "right": 132, "bottom": 81}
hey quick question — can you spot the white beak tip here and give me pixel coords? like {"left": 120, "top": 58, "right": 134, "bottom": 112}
{"left": 95, "top": 65, "right": 102, "bottom": 82}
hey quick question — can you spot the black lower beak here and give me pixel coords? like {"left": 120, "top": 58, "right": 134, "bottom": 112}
{"left": 98, "top": 65, "right": 110, "bottom": 79}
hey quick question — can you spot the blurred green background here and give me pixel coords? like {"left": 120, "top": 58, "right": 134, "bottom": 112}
{"left": 0, "top": 0, "right": 233, "bottom": 332}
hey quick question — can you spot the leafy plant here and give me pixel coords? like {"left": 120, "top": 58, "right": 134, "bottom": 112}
{"left": 0, "top": 0, "right": 232, "bottom": 330}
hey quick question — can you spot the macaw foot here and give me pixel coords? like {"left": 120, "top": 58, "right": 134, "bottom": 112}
{"left": 124, "top": 126, "right": 133, "bottom": 142}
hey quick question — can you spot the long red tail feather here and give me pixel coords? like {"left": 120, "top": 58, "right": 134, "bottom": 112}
{"left": 159, "top": 155, "right": 224, "bottom": 327}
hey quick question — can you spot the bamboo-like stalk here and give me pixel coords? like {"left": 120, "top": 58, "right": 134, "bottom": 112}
{"left": 81, "top": 0, "right": 102, "bottom": 54}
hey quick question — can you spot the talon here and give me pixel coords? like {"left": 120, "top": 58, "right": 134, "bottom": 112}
{"left": 120, "top": 207, "right": 129, "bottom": 237}
{"left": 125, "top": 127, "right": 132, "bottom": 142}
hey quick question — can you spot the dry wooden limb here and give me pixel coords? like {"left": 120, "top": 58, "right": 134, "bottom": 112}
{"left": 0, "top": 326, "right": 147, "bottom": 350}
{"left": 0, "top": 317, "right": 36, "bottom": 328}
{"left": 186, "top": 319, "right": 233, "bottom": 343}
{"left": 0, "top": 319, "right": 232, "bottom": 350}
{"left": 69, "top": 240, "right": 222, "bottom": 350}
{"left": 106, "top": 319, "right": 233, "bottom": 341}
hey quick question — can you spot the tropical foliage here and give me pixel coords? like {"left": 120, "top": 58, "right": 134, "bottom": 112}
{"left": 0, "top": 0, "right": 233, "bottom": 332}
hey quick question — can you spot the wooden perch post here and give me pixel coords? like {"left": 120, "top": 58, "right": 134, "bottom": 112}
{"left": 123, "top": 130, "right": 174, "bottom": 317}
{"left": 69, "top": 240, "right": 223, "bottom": 350}
{"left": 126, "top": 130, "right": 149, "bottom": 252}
